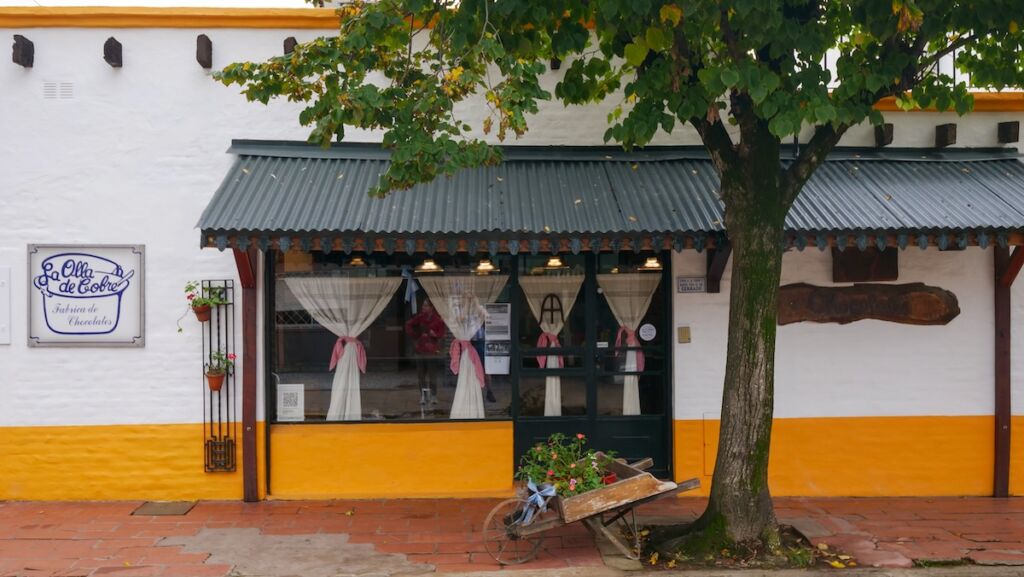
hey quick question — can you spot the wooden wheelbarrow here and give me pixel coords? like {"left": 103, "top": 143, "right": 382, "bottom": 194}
{"left": 482, "top": 453, "right": 700, "bottom": 565}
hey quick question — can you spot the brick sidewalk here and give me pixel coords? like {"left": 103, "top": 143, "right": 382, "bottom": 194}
{"left": 2, "top": 497, "right": 1023, "bottom": 576}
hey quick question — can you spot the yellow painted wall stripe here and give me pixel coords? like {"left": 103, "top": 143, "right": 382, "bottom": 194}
{"left": 0, "top": 415, "right": 1014, "bottom": 501}
{"left": 0, "top": 422, "right": 265, "bottom": 501}
{"left": 0, "top": 7, "right": 341, "bottom": 29}
{"left": 269, "top": 421, "right": 514, "bottom": 499}
{"left": 674, "top": 415, "right": 1013, "bottom": 497}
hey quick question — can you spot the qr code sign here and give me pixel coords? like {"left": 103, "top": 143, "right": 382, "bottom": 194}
{"left": 282, "top": 392, "right": 299, "bottom": 408}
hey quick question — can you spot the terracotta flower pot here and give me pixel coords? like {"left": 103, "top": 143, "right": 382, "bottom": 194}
{"left": 192, "top": 304, "right": 212, "bottom": 322}
{"left": 602, "top": 472, "right": 618, "bottom": 485}
{"left": 206, "top": 372, "right": 226, "bottom": 392}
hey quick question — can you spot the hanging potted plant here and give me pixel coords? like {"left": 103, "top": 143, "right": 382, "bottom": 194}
{"left": 177, "top": 281, "right": 228, "bottom": 331}
{"left": 205, "top": 350, "right": 236, "bottom": 392}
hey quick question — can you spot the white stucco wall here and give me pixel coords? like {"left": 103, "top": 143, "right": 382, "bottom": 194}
{"left": 0, "top": 25, "right": 1021, "bottom": 429}
{"left": 673, "top": 246, "right": 1024, "bottom": 420}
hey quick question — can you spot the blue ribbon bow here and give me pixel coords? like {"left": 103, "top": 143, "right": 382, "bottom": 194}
{"left": 517, "top": 479, "right": 556, "bottom": 526}
{"left": 401, "top": 266, "right": 419, "bottom": 313}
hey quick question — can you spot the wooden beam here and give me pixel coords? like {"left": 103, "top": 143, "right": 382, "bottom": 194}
{"left": 999, "top": 246, "right": 1024, "bottom": 288}
{"left": 235, "top": 247, "right": 259, "bottom": 502}
{"left": 874, "top": 123, "right": 893, "bottom": 147}
{"left": 283, "top": 36, "right": 297, "bottom": 55}
{"left": 103, "top": 36, "right": 122, "bottom": 67}
{"left": 994, "top": 246, "right": 1011, "bottom": 498}
{"left": 706, "top": 243, "right": 731, "bottom": 293}
{"left": 935, "top": 123, "right": 957, "bottom": 148}
{"left": 233, "top": 247, "right": 256, "bottom": 289}
{"left": 12, "top": 34, "right": 33, "bottom": 67}
{"left": 196, "top": 33, "right": 212, "bottom": 68}
{"left": 999, "top": 121, "right": 1020, "bottom": 144}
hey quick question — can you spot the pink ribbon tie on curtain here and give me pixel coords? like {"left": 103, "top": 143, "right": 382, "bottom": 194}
{"left": 615, "top": 327, "right": 645, "bottom": 372}
{"left": 536, "top": 332, "right": 563, "bottom": 369}
{"left": 450, "top": 339, "right": 486, "bottom": 387}
{"left": 329, "top": 336, "right": 367, "bottom": 373}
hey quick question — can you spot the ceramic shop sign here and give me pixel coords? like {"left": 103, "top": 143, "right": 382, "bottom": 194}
{"left": 28, "top": 245, "right": 145, "bottom": 347}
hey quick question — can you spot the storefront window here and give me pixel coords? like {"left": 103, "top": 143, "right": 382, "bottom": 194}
{"left": 595, "top": 252, "right": 667, "bottom": 416}
{"left": 270, "top": 251, "right": 513, "bottom": 422}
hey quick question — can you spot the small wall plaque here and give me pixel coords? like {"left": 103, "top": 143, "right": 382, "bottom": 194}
{"left": 676, "top": 276, "right": 707, "bottom": 293}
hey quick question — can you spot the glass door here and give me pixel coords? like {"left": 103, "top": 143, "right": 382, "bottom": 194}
{"left": 513, "top": 252, "right": 672, "bottom": 478}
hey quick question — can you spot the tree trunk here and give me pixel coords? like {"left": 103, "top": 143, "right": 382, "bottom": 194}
{"left": 695, "top": 152, "right": 787, "bottom": 546}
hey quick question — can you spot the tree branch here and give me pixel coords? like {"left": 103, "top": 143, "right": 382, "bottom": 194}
{"left": 781, "top": 122, "right": 849, "bottom": 207}
{"left": 915, "top": 33, "right": 976, "bottom": 76}
{"left": 690, "top": 116, "right": 737, "bottom": 177}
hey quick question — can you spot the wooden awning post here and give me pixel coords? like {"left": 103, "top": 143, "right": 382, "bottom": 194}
{"left": 233, "top": 247, "right": 259, "bottom": 502}
{"left": 993, "top": 246, "right": 1021, "bottom": 498}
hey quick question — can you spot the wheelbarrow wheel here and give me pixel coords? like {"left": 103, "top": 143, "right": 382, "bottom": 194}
{"left": 482, "top": 498, "right": 544, "bottom": 565}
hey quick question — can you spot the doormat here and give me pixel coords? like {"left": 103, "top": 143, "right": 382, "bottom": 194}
{"left": 132, "top": 501, "right": 196, "bottom": 516}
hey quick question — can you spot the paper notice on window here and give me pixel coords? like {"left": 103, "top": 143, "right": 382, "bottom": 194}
{"left": 485, "top": 355, "right": 510, "bottom": 375}
{"left": 277, "top": 384, "right": 305, "bottom": 422}
{"left": 484, "top": 303, "right": 511, "bottom": 341}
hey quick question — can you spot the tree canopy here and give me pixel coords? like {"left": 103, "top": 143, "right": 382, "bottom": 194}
{"left": 218, "top": 0, "right": 1022, "bottom": 197}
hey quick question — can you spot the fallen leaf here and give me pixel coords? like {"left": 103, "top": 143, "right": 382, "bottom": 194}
{"left": 648, "top": 552, "right": 659, "bottom": 565}
{"left": 665, "top": 559, "right": 677, "bottom": 568}
{"left": 345, "top": 508, "right": 355, "bottom": 516}
{"left": 829, "top": 560, "right": 846, "bottom": 568}
{"left": 817, "top": 543, "right": 829, "bottom": 551}
{"left": 838, "top": 554, "right": 851, "bottom": 560}
{"left": 640, "top": 529, "right": 650, "bottom": 536}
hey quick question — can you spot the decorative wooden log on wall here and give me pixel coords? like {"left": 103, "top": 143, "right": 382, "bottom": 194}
{"left": 12, "top": 34, "right": 33, "bottom": 68}
{"left": 778, "top": 282, "right": 960, "bottom": 326}
{"left": 104, "top": 37, "right": 122, "bottom": 68}
{"left": 196, "top": 34, "right": 213, "bottom": 69}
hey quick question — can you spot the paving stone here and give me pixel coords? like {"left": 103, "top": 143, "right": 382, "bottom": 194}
{"left": 969, "top": 550, "right": 1024, "bottom": 565}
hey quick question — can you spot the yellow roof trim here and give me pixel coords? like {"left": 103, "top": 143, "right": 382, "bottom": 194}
{"left": 874, "top": 92, "right": 1024, "bottom": 112}
{"left": 0, "top": 6, "right": 340, "bottom": 29}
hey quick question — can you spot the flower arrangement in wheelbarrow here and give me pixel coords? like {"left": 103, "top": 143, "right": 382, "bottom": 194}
{"left": 516, "top": 432, "right": 617, "bottom": 497}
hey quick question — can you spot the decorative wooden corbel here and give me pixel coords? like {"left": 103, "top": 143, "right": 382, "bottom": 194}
{"left": 998, "top": 121, "right": 1020, "bottom": 144}
{"left": 12, "top": 34, "right": 33, "bottom": 68}
{"left": 196, "top": 34, "right": 213, "bottom": 69}
{"left": 103, "top": 37, "right": 122, "bottom": 68}
{"left": 935, "top": 123, "right": 957, "bottom": 148}
{"left": 874, "top": 123, "right": 893, "bottom": 147}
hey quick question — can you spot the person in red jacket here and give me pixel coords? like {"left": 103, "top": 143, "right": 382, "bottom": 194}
{"left": 405, "top": 299, "right": 446, "bottom": 404}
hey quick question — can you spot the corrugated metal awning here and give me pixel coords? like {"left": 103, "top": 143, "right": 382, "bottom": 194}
{"left": 198, "top": 140, "right": 1024, "bottom": 252}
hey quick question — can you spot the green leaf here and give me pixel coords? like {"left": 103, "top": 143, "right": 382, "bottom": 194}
{"left": 645, "top": 27, "right": 670, "bottom": 51}
{"left": 720, "top": 68, "right": 740, "bottom": 87}
{"left": 624, "top": 43, "right": 649, "bottom": 67}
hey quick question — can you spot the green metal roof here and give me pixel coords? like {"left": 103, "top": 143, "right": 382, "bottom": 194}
{"left": 198, "top": 140, "right": 1024, "bottom": 250}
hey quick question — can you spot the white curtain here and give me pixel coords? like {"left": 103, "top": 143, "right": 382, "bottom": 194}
{"left": 519, "top": 274, "right": 584, "bottom": 416}
{"left": 284, "top": 277, "right": 402, "bottom": 421}
{"left": 596, "top": 273, "right": 661, "bottom": 416}
{"left": 418, "top": 275, "right": 509, "bottom": 419}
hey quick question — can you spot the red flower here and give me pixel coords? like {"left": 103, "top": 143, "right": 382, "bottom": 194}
{"left": 576, "top": 433, "right": 585, "bottom": 440}
{"left": 227, "top": 353, "right": 237, "bottom": 360}
{"left": 187, "top": 294, "right": 195, "bottom": 301}
{"left": 547, "top": 469, "right": 554, "bottom": 477}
